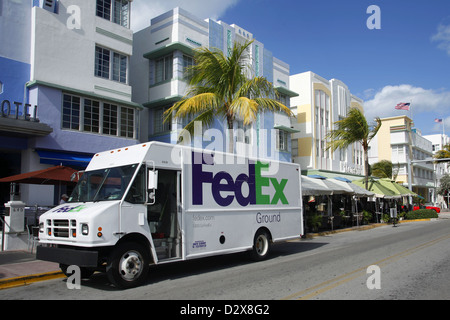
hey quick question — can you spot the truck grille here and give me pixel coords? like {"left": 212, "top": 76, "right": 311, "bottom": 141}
{"left": 48, "top": 219, "right": 77, "bottom": 238}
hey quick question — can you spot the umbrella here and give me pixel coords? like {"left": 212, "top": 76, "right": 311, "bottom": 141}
{"left": 0, "top": 165, "right": 79, "bottom": 185}
{"left": 332, "top": 178, "right": 375, "bottom": 197}
{"left": 301, "top": 176, "right": 332, "bottom": 196}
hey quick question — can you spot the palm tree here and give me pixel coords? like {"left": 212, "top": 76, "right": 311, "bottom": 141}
{"left": 164, "top": 39, "right": 293, "bottom": 153}
{"left": 325, "top": 108, "right": 382, "bottom": 189}
{"left": 434, "top": 143, "right": 450, "bottom": 161}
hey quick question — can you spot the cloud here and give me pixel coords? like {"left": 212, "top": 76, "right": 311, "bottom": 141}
{"left": 431, "top": 20, "right": 450, "bottom": 56}
{"left": 130, "top": 0, "right": 240, "bottom": 32}
{"left": 363, "top": 84, "right": 450, "bottom": 121}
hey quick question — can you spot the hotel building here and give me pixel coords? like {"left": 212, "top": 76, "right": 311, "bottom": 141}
{"left": 289, "top": 71, "right": 365, "bottom": 178}
{"left": 368, "top": 116, "right": 434, "bottom": 201}
{"left": 130, "top": 7, "right": 299, "bottom": 162}
{"left": 0, "top": 0, "right": 140, "bottom": 206}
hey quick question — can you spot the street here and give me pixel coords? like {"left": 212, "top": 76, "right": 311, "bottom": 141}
{"left": 1, "top": 218, "right": 450, "bottom": 301}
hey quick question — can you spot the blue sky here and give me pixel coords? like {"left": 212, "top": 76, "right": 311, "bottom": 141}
{"left": 132, "top": 0, "right": 450, "bottom": 136}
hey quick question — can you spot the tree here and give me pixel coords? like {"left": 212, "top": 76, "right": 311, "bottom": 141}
{"left": 434, "top": 143, "right": 450, "bottom": 161}
{"left": 164, "top": 40, "right": 293, "bottom": 153}
{"left": 437, "top": 173, "right": 450, "bottom": 206}
{"left": 370, "top": 160, "right": 393, "bottom": 179}
{"left": 325, "top": 108, "right": 382, "bottom": 189}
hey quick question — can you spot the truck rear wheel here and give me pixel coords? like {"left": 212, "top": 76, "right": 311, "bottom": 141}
{"left": 249, "top": 229, "right": 271, "bottom": 261}
{"left": 106, "top": 242, "right": 150, "bottom": 289}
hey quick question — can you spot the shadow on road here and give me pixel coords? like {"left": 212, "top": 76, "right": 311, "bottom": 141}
{"left": 73, "top": 239, "right": 329, "bottom": 291}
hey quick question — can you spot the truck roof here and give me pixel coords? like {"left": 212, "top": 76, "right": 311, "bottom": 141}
{"left": 87, "top": 142, "right": 152, "bottom": 171}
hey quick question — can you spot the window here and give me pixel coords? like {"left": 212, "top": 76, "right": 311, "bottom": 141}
{"left": 154, "top": 107, "right": 171, "bottom": 134}
{"left": 340, "top": 148, "right": 346, "bottom": 162}
{"left": 120, "top": 107, "right": 134, "bottom": 138}
{"left": 113, "top": 0, "right": 129, "bottom": 27}
{"left": 315, "top": 90, "right": 330, "bottom": 129}
{"left": 84, "top": 99, "right": 100, "bottom": 133}
{"left": 183, "top": 55, "right": 194, "bottom": 79}
{"left": 95, "top": 46, "right": 110, "bottom": 79}
{"left": 155, "top": 54, "right": 173, "bottom": 84}
{"left": 96, "top": 0, "right": 111, "bottom": 21}
{"left": 103, "top": 103, "right": 118, "bottom": 136}
{"left": 62, "top": 93, "right": 135, "bottom": 138}
{"left": 112, "top": 52, "right": 127, "bottom": 83}
{"left": 277, "top": 129, "right": 289, "bottom": 152}
{"left": 95, "top": 46, "right": 128, "bottom": 84}
{"left": 96, "top": 0, "right": 130, "bottom": 28}
{"left": 276, "top": 93, "right": 287, "bottom": 106}
{"left": 62, "top": 94, "right": 80, "bottom": 130}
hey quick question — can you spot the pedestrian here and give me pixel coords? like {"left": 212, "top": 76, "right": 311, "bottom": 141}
{"left": 60, "top": 194, "right": 69, "bottom": 204}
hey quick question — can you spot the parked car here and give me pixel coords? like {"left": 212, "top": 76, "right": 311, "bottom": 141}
{"left": 413, "top": 203, "right": 440, "bottom": 213}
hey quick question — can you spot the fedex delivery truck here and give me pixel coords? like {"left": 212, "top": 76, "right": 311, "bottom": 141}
{"left": 37, "top": 142, "right": 303, "bottom": 288}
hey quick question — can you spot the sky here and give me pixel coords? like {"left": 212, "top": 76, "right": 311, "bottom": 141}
{"left": 131, "top": 0, "right": 450, "bottom": 136}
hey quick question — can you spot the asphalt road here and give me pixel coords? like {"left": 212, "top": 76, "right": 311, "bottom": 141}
{"left": 2, "top": 218, "right": 450, "bottom": 301}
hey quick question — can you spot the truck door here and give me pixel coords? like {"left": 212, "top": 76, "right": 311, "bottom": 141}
{"left": 147, "top": 169, "right": 182, "bottom": 261}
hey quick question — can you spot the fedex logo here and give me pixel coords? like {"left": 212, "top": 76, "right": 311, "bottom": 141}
{"left": 192, "top": 152, "right": 288, "bottom": 207}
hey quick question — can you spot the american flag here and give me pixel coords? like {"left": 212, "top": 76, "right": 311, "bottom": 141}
{"left": 435, "top": 118, "right": 443, "bottom": 123}
{"left": 395, "top": 102, "right": 410, "bottom": 110}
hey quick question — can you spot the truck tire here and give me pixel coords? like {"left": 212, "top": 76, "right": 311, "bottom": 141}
{"left": 106, "top": 242, "right": 150, "bottom": 289}
{"left": 249, "top": 229, "right": 271, "bottom": 261}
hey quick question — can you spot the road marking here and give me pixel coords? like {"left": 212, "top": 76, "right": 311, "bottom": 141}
{"left": 281, "top": 234, "right": 450, "bottom": 300}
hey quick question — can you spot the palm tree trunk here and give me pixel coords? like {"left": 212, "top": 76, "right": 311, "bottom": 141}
{"left": 364, "top": 147, "right": 369, "bottom": 190}
{"left": 227, "top": 116, "right": 234, "bottom": 154}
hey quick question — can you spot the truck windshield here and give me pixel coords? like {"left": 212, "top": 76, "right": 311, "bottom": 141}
{"left": 69, "top": 164, "right": 139, "bottom": 202}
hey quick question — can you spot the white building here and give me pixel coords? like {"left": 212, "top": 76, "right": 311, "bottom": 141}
{"left": 423, "top": 133, "right": 450, "bottom": 206}
{"left": 289, "top": 71, "right": 365, "bottom": 178}
{"left": 1, "top": 0, "right": 141, "bottom": 207}
{"left": 130, "top": 7, "right": 298, "bottom": 162}
{"left": 368, "top": 116, "right": 435, "bottom": 202}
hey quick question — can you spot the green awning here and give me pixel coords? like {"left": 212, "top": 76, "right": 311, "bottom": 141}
{"left": 377, "top": 178, "right": 417, "bottom": 196}
{"left": 353, "top": 179, "right": 400, "bottom": 199}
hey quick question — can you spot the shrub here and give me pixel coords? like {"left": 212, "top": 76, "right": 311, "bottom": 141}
{"left": 404, "top": 209, "right": 438, "bottom": 220}
{"left": 306, "top": 214, "right": 322, "bottom": 232}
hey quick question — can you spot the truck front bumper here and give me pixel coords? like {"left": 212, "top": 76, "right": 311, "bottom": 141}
{"left": 36, "top": 246, "right": 99, "bottom": 268}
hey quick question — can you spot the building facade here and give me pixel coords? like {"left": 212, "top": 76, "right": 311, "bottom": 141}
{"left": 130, "top": 7, "right": 298, "bottom": 162}
{"left": 289, "top": 71, "right": 365, "bottom": 177}
{"left": 1, "top": 0, "right": 141, "bottom": 207}
{"left": 423, "top": 133, "right": 450, "bottom": 206}
{"left": 368, "top": 116, "right": 434, "bottom": 201}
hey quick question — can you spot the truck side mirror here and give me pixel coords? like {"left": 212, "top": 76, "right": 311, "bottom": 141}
{"left": 148, "top": 170, "right": 158, "bottom": 190}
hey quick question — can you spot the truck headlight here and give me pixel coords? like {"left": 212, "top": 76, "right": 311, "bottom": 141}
{"left": 81, "top": 223, "right": 89, "bottom": 235}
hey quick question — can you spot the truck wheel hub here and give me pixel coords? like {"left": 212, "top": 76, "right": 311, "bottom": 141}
{"left": 119, "top": 251, "right": 143, "bottom": 280}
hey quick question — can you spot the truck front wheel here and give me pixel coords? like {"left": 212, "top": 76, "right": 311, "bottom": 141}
{"left": 106, "top": 242, "right": 150, "bottom": 289}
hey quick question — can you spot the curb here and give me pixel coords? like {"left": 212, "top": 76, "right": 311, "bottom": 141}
{"left": 0, "top": 271, "right": 65, "bottom": 290}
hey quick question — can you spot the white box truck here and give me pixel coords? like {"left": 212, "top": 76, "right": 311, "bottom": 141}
{"left": 37, "top": 142, "right": 303, "bottom": 288}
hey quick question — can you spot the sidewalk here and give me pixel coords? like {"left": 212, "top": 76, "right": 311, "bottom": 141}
{"left": 0, "top": 250, "right": 63, "bottom": 290}
{"left": 1, "top": 211, "right": 449, "bottom": 290}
